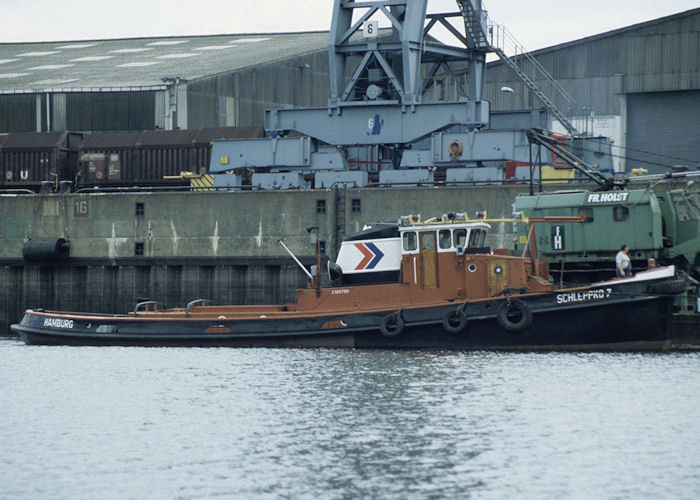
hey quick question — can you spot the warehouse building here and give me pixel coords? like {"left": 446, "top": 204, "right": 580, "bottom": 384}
{"left": 0, "top": 31, "right": 332, "bottom": 132}
{"left": 485, "top": 7, "right": 700, "bottom": 172}
{"left": 0, "top": 8, "right": 698, "bottom": 172}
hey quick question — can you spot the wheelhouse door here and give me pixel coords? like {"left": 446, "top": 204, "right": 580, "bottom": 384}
{"left": 419, "top": 231, "right": 438, "bottom": 289}
{"left": 487, "top": 259, "right": 510, "bottom": 297}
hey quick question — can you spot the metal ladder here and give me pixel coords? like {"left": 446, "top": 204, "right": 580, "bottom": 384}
{"left": 334, "top": 187, "right": 347, "bottom": 256}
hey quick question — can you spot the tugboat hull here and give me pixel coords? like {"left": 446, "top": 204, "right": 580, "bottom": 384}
{"left": 12, "top": 276, "right": 675, "bottom": 351}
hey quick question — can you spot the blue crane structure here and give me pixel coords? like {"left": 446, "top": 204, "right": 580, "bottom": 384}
{"left": 209, "top": 0, "right": 609, "bottom": 190}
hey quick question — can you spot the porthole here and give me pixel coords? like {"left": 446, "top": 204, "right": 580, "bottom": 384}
{"left": 468, "top": 263, "right": 477, "bottom": 272}
{"left": 494, "top": 265, "right": 503, "bottom": 275}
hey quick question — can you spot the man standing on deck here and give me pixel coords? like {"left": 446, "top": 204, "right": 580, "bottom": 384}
{"left": 616, "top": 244, "right": 632, "bottom": 277}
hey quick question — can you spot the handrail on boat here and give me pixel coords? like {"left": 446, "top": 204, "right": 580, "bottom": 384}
{"left": 133, "top": 300, "right": 163, "bottom": 316}
{"left": 185, "top": 299, "right": 213, "bottom": 318}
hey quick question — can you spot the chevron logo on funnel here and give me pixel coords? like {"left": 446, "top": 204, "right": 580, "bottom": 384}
{"left": 354, "top": 243, "right": 384, "bottom": 270}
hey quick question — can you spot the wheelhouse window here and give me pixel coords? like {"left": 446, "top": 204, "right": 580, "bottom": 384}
{"left": 454, "top": 229, "right": 467, "bottom": 249}
{"left": 469, "top": 229, "right": 481, "bottom": 248}
{"left": 468, "top": 228, "right": 486, "bottom": 247}
{"left": 438, "top": 229, "right": 452, "bottom": 249}
{"left": 402, "top": 231, "right": 417, "bottom": 252}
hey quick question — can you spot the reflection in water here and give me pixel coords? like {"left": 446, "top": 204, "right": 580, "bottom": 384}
{"left": 1, "top": 341, "right": 699, "bottom": 498}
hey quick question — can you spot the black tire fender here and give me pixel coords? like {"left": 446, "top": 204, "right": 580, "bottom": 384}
{"left": 442, "top": 306, "right": 468, "bottom": 334}
{"left": 380, "top": 311, "right": 405, "bottom": 338}
{"left": 647, "top": 277, "right": 688, "bottom": 295}
{"left": 497, "top": 298, "right": 533, "bottom": 333}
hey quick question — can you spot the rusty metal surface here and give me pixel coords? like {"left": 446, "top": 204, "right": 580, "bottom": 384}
{"left": 0, "top": 131, "right": 70, "bottom": 151}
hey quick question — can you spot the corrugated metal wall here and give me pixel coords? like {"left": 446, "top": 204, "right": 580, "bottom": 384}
{"left": 187, "top": 52, "right": 331, "bottom": 128}
{"left": 0, "top": 94, "right": 36, "bottom": 132}
{"left": 66, "top": 92, "right": 156, "bottom": 132}
{"left": 627, "top": 90, "right": 700, "bottom": 174}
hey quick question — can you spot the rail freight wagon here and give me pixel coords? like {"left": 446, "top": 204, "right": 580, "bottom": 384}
{"left": 0, "top": 126, "right": 265, "bottom": 192}
{"left": 0, "top": 131, "right": 81, "bottom": 191}
{"left": 76, "top": 126, "right": 265, "bottom": 189}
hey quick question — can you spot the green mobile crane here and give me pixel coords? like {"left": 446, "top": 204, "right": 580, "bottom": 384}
{"left": 515, "top": 129, "right": 700, "bottom": 283}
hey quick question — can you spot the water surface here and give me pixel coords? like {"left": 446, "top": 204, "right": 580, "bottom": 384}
{"left": 1, "top": 339, "right": 699, "bottom": 498}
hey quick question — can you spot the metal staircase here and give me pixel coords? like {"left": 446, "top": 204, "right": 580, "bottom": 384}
{"left": 456, "top": 0, "right": 489, "bottom": 49}
{"left": 456, "top": 1, "right": 580, "bottom": 134}
{"left": 492, "top": 46, "right": 577, "bottom": 134}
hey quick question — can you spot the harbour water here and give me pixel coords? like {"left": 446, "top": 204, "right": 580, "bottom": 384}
{"left": 1, "top": 338, "right": 699, "bottom": 499}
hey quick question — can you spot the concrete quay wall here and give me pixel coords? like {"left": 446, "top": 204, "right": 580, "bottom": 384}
{"left": 0, "top": 186, "right": 530, "bottom": 333}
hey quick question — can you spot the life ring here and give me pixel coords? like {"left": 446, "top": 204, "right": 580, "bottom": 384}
{"left": 496, "top": 299, "right": 533, "bottom": 333}
{"left": 442, "top": 305, "right": 468, "bottom": 334}
{"left": 449, "top": 140, "right": 463, "bottom": 163}
{"left": 380, "top": 311, "right": 405, "bottom": 338}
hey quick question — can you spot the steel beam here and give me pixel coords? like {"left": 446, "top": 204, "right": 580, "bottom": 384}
{"left": 265, "top": 101, "right": 489, "bottom": 146}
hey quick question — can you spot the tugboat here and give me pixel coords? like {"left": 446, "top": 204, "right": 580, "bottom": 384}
{"left": 12, "top": 212, "right": 686, "bottom": 350}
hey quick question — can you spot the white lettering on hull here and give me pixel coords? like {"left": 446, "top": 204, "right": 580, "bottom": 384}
{"left": 556, "top": 288, "right": 612, "bottom": 304}
{"left": 43, "top": 318, "right": 74, "bottom": 329}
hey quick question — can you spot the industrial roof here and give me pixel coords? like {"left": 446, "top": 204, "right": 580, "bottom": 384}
{"left": 0, "top": 31, "right": 329, "bottom": 94}
{"left": 4, "top": 7, "right": 697, "bottom": 96}
{"left": 490, "top": 8, "right": 700, "bottom": 65}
